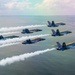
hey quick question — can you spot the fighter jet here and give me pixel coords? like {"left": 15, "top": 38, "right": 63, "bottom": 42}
{"left": 0, "top": 35, "right": 19, "bottom": 40}
{"left": 51, "top": 29, "right": 72, "bottom": 36}
{"left": 56, "top": 42, "right": 75, "bottom": 51}
{"left": 22, "top": 38, "right": 45, "bottom": 44}
{"left": 21, "top": 29, "right": 33, "bottom": 34}
{"left": 21, "top": 28, "right": 42, "bottom": 34}
{"left": 47, "top": 21, "right": 65, "bottom": 27}
{"left": 47, "top": 21, "right": 58, "bottom": 27}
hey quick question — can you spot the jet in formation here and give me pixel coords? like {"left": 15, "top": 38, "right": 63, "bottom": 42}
{"left": 51, "top": 29, "right": 72, "bottom": 36}
{"left": 22, "top": 38, "right": 45, "bottom": 44}
{"left": 47, "top": 21, "right": 65, "bottom": 27}
{"left": 21, "top": 28, "right": 42, "bottom": 34}
{"left": 56, "top": 42, "right": 75, "bottom": 51}
{"left": 0, "top": 35, "right": 19, "bottom": 40}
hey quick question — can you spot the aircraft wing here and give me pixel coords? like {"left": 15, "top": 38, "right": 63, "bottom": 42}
{"left": 5, "top": 35, "right": 19, "bottom": 39}
{"left": 61, "top": 31, "right": 72, "bottom": 35}
{"left": 56, "top": 23, "right": 66, "bottom": 25}
{"left": 30, "top": 29, "right": 42, "bottom": 32}
{"left": 67, "top": 42, "right": 75, "bottom": 48}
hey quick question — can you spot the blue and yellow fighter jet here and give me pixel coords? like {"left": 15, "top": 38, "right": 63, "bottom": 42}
{"left": 56, "top": 42, "right": 75, "bottom": 51}
{"left": 22, "top": 38, "right": 45, "bottom": 44}
{"left": 51, "top": 29, "right": 72, "bottom": 36}
{"left": 47, "top": 21, "right": 65, "bottom": 27}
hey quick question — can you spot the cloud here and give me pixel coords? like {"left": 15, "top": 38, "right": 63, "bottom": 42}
{"left": 4, "top": 0, "right": 31, "bottom": 10}
{"left": 34, "top": 0, "right": 75, "bottom": 15}
{"left": 35, "top": 0, "right": 72, "bottom": 9}
{"left": 0, "top": 0, "right": 75, "bottom": 15}
{"left": 4, "top": 1, "right": 16, "bottom": 9}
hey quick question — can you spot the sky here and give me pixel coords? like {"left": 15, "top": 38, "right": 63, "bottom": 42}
{"left": 0, "top": 0, "right": 75, "bottom": 15}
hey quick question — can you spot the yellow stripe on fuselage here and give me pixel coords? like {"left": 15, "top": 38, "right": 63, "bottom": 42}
{"left": 52, "top": 42, "right": 74, "bottom": 47}
{"left": 66, "top": 42, "right": 74, "bottom": 46}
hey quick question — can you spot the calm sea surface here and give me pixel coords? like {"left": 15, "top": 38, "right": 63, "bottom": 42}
{"left": 0, "top": 16, "right": 75, "bottom": 75}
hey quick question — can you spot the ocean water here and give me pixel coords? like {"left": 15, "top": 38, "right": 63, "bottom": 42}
{"left": 0, "top": 16, "right": 75, "bottom": 75}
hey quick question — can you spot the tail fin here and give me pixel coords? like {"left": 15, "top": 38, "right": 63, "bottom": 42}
{"left": 56, "top": 42, "right": 62, "bottom": 50}
{"left": 48, "top": 21, "right": 52, "bottom": 27}
{"left": 52, "top": 21, "right": 56, "bottom": 26}
{"left": 51, "top": 29, "right": 56, "bottom": 36}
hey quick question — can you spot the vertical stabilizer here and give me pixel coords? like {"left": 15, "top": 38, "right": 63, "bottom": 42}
{"left": 52, "top": 21, "right": 56, "bottom": 26}
{"left": 56, "top": 42, "right": 62, "bottom": 50}
{"left": 48, "top": 21, "right": 52, "bottom": 27}
{"left": 51, "top": 29, "right": 56, "bottom": 36}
